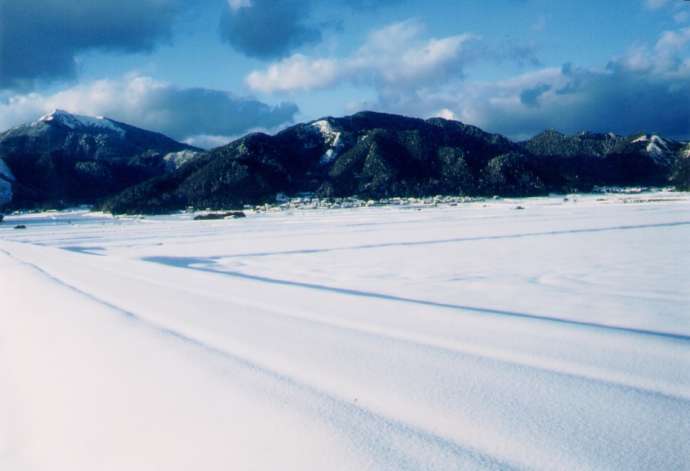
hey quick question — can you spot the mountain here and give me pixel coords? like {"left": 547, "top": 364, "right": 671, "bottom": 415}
{"left": 102, "top": 112, "right": 529, "bottom": 214}
{"left": 0, "top": 158, "right": 15, "bottom": 207}
{"left": 0, "top": 110, "right": 204, "bottom": 209}
{"left": 1, "top": 110, "right": 686, "bottom": 214}
{"left": 102, "top": 111, "right": 688, "bottom": 214}
{"left": 521, "top": 130, "right": 683, "bottom": 190}
{"left": 671, "top": 142, "right": 690, "bottom": 190}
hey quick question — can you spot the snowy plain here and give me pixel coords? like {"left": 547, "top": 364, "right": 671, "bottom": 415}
{"left": 1, "top": 191, "right": 689, "bottom": 470}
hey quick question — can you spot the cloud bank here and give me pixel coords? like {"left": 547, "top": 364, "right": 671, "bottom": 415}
{"left": 0, "top": 75, "right": 299, "bottom": 148}
{"left": 442, "top": 27, "right": 690, "bottom": 139}
{"left": 248, "top": 22, "right": 690, "bottom": 140}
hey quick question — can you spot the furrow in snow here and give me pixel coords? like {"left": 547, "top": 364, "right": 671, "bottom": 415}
{"left": 3, "top": 241, "right": 690, "bottom": 470}
{"left": 0, "top": 246, "right": 519, "bottom": 471}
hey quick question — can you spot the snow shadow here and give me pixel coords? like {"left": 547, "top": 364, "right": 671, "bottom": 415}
{"left": 143, "top": 255, "right": 690, "bottom": 343}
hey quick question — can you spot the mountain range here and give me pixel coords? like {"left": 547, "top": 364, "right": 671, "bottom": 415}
{"left": 1, "top": 110, "right": 688, "bottom": 214}
{"left": 0, "top": 110, "right": 203, "bottom": 209}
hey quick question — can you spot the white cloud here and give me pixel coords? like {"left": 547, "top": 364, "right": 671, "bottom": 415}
{"left": 644, "top": 0, "right": 690, "bottom": 25}
{"left": 247, "top": 55, "right": 340, "bottom": 93}
{"left": 616, "top": 27, "right": 690, "bottom": 73}
{"left": 655, "top": 27, "right": 690, "bottom": 54}
{"left": 675, "top": 11, "right": 689, "bottom": 23}
{"left": 645, "top": 0, "right": 670, "bottom": 10}
{"left": 182, "top": 124, "right": 286, "bottom": 149}
{"left": 227, "top": 0, "right": 252, "bottom": 11}
{"left": 183, "top": 135, "right": 234, "bottom": 149}
{"left": 246, "top": 20, "right": 478, "bottom": 94}
{"left": 434, "top": 108, "right": 457, "bottom": 120}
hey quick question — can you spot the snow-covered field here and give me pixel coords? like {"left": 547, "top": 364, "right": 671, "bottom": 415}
{"left": 1, "top": 192, "right": 689, "bottom": 470}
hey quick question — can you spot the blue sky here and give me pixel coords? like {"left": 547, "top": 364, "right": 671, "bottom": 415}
{"left": 1, "top": 0, "right": 689, "bottom": 147}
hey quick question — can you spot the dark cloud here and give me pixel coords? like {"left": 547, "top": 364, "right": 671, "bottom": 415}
{"left": 0, "top": 0, "right": 189, "bottom": 89}
{"left": 520, "top": 83, "right": 551, "bottom": 108}
{"left": 137, "top": 85, "right": 300, "bottom": 141}
{"left": 469, "top": 62, "right": 690, "bottom": 139}
{"left": 365, "top": 60, "right": 690, "bottom": 140}
{"left": 219, "top": 0, "right": 321, "bottom": 59}
{"left": 0, "top": 0, "right": 405, "bottom": 88}
{"left": 551, "top": 62, "right": 690, "bottom": 136}
{"left": 219, "top": 0, "right": 404, "bottom": 59}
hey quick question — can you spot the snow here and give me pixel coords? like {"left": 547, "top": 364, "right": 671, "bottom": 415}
{"left": 646, "top": 142, "right": 664, "bottom": 156}
{"left": 163, "top": 150, "right": 202, "bottom": 170}
{"left": 311, "top": 119, "right": 344, "bottom": 164}
{"left": 36, "top": 109, "right": 125, "bottom": 136}
{"left": 631, "top": 134, "right": 674, "bottom": 162}
{"left": 1, "top": 191, "right": 689, "bottom": 470}
{"left": 649, "top": 135, "right": 667, "bottom": 148}
{"left": 632, "top": 134, "right": 667, "bottom": 151}
{"left": 631, "top": 134, "right": 669, "bottom": 148}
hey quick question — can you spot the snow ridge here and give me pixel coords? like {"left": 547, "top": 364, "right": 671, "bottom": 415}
{"left": 36, "top": 109, "right": 125, "bottom": 136}
{"left": 632, "top": 134, "right": 672, "bottom": 162}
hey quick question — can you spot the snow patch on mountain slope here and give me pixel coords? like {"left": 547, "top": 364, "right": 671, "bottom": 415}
{"left": 163, "top": 150, "right": 203, "bottom": 171}
{"left": 647, "top": 142, "right": 664, "bottom": 157}
{"left": 36, "top": 110, "right": 125, "bottom": 136}
{"left": 632, "top": 134, "right": 668, "bottom": 149}
{"left": 682, "top": 144, "right": 690, "bottom": 158}
{"left": 311, "top": 120, "right": 344, "bottom": 164}
{"left": 632, "top": 134, "right": 674, "bottom": 163}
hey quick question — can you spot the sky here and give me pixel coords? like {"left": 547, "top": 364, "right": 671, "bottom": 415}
{"left": 1, "top": 0, "right": 689, "bottom": 148}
